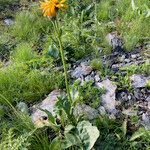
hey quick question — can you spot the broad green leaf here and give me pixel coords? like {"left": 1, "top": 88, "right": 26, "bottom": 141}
{"left": 65, "top": 125, "right": 75, "bottom": 133}
{"left": 62, "top": 133, "right": 81, "bottom": 149}
{"left": 48, "top": 44, "right": 59, "bottom": 58}
{"left": 77, "top": 121, "right": 100, "bottom": 150}
{"left": 49, "top": 137, "right": 62, "bottom": 150}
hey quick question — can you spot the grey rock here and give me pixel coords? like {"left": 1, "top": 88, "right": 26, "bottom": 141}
{"left": 71, "top": 65, "right": 92, "bottom": 78}
{"left": 95, "top": 74, "right": 100, "bottom": 82}
{"left": 130, "top": 74, "right": 150, "bottom": 88}
{"left": 119, "top": 55, "right": 125, "bottom": 62}
{"left": 134, "top": 89, "right": 142, "bottom": 99}
{"left": 4, "top": 18, "right": 14, "bottom": 26}
{"left": 80, "top": 61, "right": 89, "bottom": 67}
{"left": 31, "top": 90, "right": 60, "bottom": 125}
{"left": 17, "top": 102, "right": 29, "bottom": 114}
{"left": 124, "top": 59, "right": 130, "bottom": 63}
{"left": 85, "top": 75, "right": 94, "bottom": 82}
{"left": 106, "top": 32, "right": 123, "bottom": 50}
{"left": 141, "top": 112, "right": 150, "bottom": 130}
{"left": 137, "top": 56, "right": 143, "bottom": 60}
{"left": 74, "top": 104, "right": 99, "bottom": 120}
{"left": 111, "top": 63, "right": 123, "bottom": 69}
{"left": 96, "top": 79, "right": 118, "bottom": 114}
{"left": 146, "top": 96, "right": 150, "bottom": 110}
{"left": 117, "top": 91, "right": 128, "bottom": 102}
{"left": 146, "top": 96, "right": 150, "bottom": 102}
{"left": 148, "top": 102, "right": 150, "bottom": 110}
{"left": 97, "top": 106, "right": 106, "bottom": 116}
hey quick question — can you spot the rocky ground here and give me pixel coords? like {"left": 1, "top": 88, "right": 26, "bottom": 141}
{"left": 1, "top": 0, "right": 149, "bottom": 132}
{"left": 29, "top": 43, "right": 150, "bottom": 130}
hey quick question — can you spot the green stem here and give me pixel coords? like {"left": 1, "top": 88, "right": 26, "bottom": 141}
{"left": 57, "top": 37, "right": 72, "bottom": 102}
{"left": 53, "top": 17, "right": 72, "bottom": 102}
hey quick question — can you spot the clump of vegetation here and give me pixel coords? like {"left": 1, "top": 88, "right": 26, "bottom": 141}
{"left": 91, "top": 59, "right": 103, "bottom": 71}
{"left": 11, "top": 7, "right": 51, "bottom": 42}
{"left": 12, "top": 43, "right": 37, "bottom": 62}
{"left": 0, "top": 63, "right": 64, "bottom": 104}
{"left": 73, "top": 80, "right": 106, "bottom": 108}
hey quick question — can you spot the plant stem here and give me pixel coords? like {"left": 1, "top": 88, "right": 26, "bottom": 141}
{"left": 57, "top": 37, "right": 72, "bottom": 102}
{"left": 53, "top": 17, "right": 72, "bottom": 102}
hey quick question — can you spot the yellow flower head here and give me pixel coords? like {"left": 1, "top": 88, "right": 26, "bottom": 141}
{"left": 40, "top": 0, "right": 68, "bottom": 17}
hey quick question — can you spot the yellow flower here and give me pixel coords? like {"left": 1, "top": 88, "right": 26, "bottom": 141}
{"left": 40, "top": 0, "right": 68, "bottom": 17}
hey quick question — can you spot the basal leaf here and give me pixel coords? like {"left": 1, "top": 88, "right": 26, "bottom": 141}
{"left": 77, "top": 121, "right": 100, "bottom": 150}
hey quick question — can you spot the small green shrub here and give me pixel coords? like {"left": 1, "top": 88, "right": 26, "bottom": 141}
{"left": 120, "top": 61, "right": 150, "bottom": 75}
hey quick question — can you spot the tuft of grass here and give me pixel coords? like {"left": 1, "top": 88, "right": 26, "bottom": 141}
{"left": 91, "top": 59, "right": 103, "bottom": 71}
{"left": 0, "top": 63, "right": 64, "bottom": 104}
{"left": 11, "top": 43, "right": 37, "bottom": 63}
{"left": 11, "top": 6, "right": 52, "bottom": 42}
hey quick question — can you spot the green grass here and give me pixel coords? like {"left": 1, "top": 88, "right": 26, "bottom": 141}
{"left": 0, "top": 63, "right": 64, "bottom": 104}
{"left": 11, "top": 43, "right": 37, "bottom": 62}
{"left": 11, "top": 7, "right": 52, "bottom": 42}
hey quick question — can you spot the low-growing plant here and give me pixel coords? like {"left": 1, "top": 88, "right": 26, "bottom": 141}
{"left": 0, "top": 127, "right": 36, "bottom": 150}
{"left": 120, "top": 61, "right": 150, "bottom": 75}
{"left": 73, "top": 80, "right": 106, "bottom": 109}
{"left": 130, "top": 127, "right": 150, "bottom": 149}
{"left": 115, "top": 73, "right": 133, "bottom": 91}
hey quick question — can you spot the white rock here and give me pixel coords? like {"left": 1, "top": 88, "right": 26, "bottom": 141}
{"left": 122, "top": 108, "right": 137, "bottom": 116}
{"left": 4, "top": 18, "right": 14, "bottom": 26}
{"left": 131, "top": 54, "right": 138, "bottom": 59}
{"left": 31, "top": 89, "right": 99, "bottom": 126}
{"left": 119, "top": 55, "right": 125, "bottom": 62}
{"left": 130, "top": 74, "right": 150, "bottom": 88}
{"left": 96, "top": 79, "right": 118, "bottom": 114}
{"left": 124, "top": 59, "right": 130, "bottom": 63}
